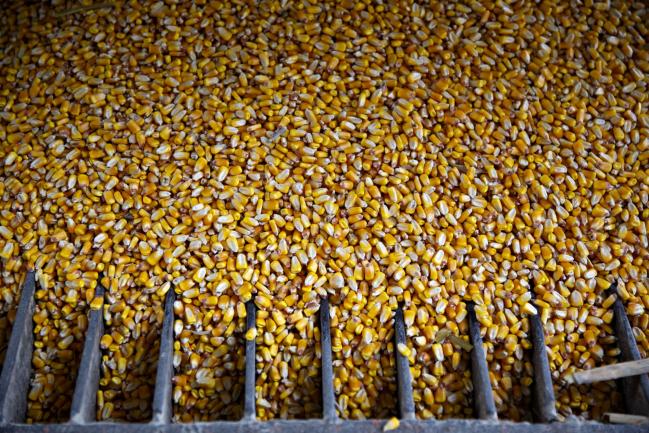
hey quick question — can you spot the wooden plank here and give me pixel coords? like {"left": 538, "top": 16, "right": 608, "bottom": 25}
{"left": 605, "top": 413, "right": 649, "bottom": 425}
{"left": 570, "top": 358, "right": 649, "bottom": 385}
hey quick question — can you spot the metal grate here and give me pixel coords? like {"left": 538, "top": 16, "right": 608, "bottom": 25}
{"left": 0, "top": 271, "right": 647, "bottom": 432}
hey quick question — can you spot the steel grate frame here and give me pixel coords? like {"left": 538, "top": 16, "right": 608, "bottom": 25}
{"left": 0, "top": 271, "right": 647, "bottom": 432}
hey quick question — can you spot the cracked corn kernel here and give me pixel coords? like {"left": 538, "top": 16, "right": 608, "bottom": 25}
{"left": 0, "top": 0, "right": 646, "bottom": 424}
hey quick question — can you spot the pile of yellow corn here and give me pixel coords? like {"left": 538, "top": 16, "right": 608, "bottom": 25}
{"left": 255, "top": 278, "right": 322, "bottom": 419}
{"left": 0, "top": 0, "right": 647, "bottom": 423}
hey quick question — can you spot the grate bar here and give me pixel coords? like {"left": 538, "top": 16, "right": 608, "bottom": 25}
{"left": 151, "top": 289, "right": 175, "bottom": 424}
{"left": 243, "top": 301, "right": 256, "bottom": 421}
{"left": 319, "top": 298, "right": 336, "bottom": 421}
{"left": 609, "top": 282, "right": 649, "bottom": 415}
{"left": 0, "top": 271, "right": 36, "bottom": 424}
{"left": 1, "top": 419, "right": 647, "bottom": 433}
{"left": 394, "top": 307, "right": 415, "bottom": 420}
{"left": 528, "top": 289, "right": 558, "bottom": 422}
{"left": 2, "top": 272, "right": 648, "bottom": 429}
{"left": 69, "top": 281, "right": 105, "bottom": 423}
{"left": 467, "top": 302, "right": 497, "bottom": 420}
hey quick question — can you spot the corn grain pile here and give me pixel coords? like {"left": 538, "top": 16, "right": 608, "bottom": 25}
{"left": 0, "top": 0, "right": 647, "bottom": 424}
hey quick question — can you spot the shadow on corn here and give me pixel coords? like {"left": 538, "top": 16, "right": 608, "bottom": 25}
{"left": 253, "top": 279, "right": 323, "bottom": 420}
{"left": 171, "top": 285, "right": 246, "bottom": 422}
{"left": 97, "top": 283, "right": 165, "bottom": 422}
